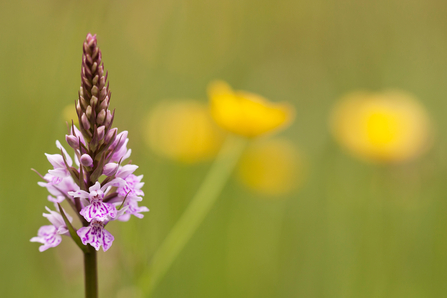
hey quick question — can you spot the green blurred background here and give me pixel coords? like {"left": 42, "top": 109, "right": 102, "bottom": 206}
{"left": 1, "top": 0, "right": 447, "bottom": 297}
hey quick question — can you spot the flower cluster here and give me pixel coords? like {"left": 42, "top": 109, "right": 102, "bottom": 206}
{"left": 31, "top": 34, "right": 148, "bottom": 252}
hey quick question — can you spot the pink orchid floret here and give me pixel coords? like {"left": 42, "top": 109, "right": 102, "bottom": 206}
{"left": 118, "top": 196, "right": 149, "bottom": 221}
{"left": 45, "top": 141, "right": 73, "bottom": 178}
{"left": 110, "top": 131, "right": 131, "bottom": 162}
{"left": 30, "top": 207, "right": 72, "bottom": 252}
{"left": 115, "top": 164, "right": 139, "bottom": 180}
{"left": 77, "top": 220, "right": 114, "bottom": 252}
{"left": 66, "top": 125, "right": 86, "bottom": 147}
{"left": 69, "top": 179, "right": 125, "bottom": 222}
{"left": 116, "top": 174, "right": 148, "bottom": 221}
{"left": 38, "top": 174, "right": 79, "bottom": 203}
{"left": 117, "top": 173, "right": 144, "bottom": 198}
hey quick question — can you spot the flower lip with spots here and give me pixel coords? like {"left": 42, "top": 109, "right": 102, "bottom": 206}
{"left": 69, "top": 179, "right": 125, "bottom": 222}
{"left": 77, "top": 219, "right": 115, "bottom": 251}
{"left": 30, "top": 207, "right": 72, "bottom": 252}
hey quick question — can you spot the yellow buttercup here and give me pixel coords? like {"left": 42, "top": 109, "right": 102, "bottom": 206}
{"left": 208, "top": 80, "right": 294, "bottom": 138}
{"left": 145, "top": 100, "right": 225, "bottom": 163}
{"left": 330, "top": 90, "right": 432, "bottom": 163}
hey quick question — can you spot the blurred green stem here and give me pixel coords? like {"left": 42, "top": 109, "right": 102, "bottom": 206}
{"left": 84, "top": 246, "right": 98, "bottom": 298}
{"left": 139, "top": 135, "right": 248, "bottom": 296}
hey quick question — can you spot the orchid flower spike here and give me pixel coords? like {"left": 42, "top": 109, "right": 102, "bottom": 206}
{"left": 32, "top": 33, "right": 149, "bottom": 257}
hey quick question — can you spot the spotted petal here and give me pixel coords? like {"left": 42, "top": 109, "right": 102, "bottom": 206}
{"left": 30, "top": 225, "right": 62, "bottom": 252}
{"left": 77, "top": 222, "right": 115, "bottom": 252}
{"left": 80, "top": 201, "right": 117, "bottom": 222}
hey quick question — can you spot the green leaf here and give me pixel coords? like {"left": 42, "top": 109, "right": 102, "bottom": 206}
{"left": 57, "top": 203, "right": 89, "bottom": 254}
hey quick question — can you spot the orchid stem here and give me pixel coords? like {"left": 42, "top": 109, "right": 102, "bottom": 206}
{"left": 139, "top": 135, "right": 248, "bottom": 296}
{"left": 84, "top": 246, "right": 98, "bottom": 298}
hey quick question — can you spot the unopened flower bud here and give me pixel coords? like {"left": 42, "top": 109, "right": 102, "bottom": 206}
{"left": 80, "top": 95, "right": 89, "bottom": 110}
{"left": 66, "top": 135, "right": 79, "bottom": 149}
{"left": 105, "top": 110, "right": 113, "bottom": 127}
{"left": 91, "top": 86, "right": 99, "bottom": 97}
{"left": 86, "top": 106, "right": 92, "bottom": 119}
{"left": 91, "top": 95, "right": 98, "bottom": 108}
{"left": 82, "top": 76, "right": 92, "bottom": 90}
{"left": 80, "top": 154, "right": 94, "bottom": 167}
{"left": 76, "top": 100, "right": 82, "bottom": 115}
{"left": 100, "top": 87, "right": 107, "bottom": 101}
{"left": 114, "top": 131, "right": 128, "bottom": 151}
{"left": 103, "top": 162, "right": 119, "bottom": 176}
{"left": 105, "top": 128, "right": 117, "bottom": 144}
{"left": 81, "top": 114, "right": 91, "bottom": 130}
{"left": 97, "top": 126, "right": 105, "bottom": 141}
{"left": 92, "top": 74, "right": 99, "bottom": 86}
{"left": 86, "top": 33, "right": 95, "bottom": 45}
{"left": 99, "top": 97, "right": 109, "bottom": 111}
{"left": 92, "top": 62, "right": 98, "bottom": 74}
{"left": 97, "top": 109, "right": 106, "bottom": 125}
{"left": 99, "top": 76, "right": 106, "bottom": 89}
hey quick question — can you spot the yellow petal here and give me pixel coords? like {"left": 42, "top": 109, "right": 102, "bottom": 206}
{"left": 237, "top": 138, "right": 303, "bottom": 196}
{"left": 330, "top": 90, "right": 432, "bottom": 163}
{"left": 144, "top": 100, "right": 225, "bottom": 163}
{"left": 208, "top": 80, "right": 294, "bottom": 138}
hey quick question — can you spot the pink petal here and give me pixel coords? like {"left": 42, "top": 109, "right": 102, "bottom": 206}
{"left": 116, "top": 164, "right": 138, "bottom": 179}
{"left": 117, "top": 213, "right": 131, "bottom": 222}
{"left": 31, "top": 225, "right": 62, "bottom": 252}
{"left": 80, "top": 201, "right": 117, "bottom": 222}
{"left": 101, "top": 229, "right": 114, "bottom": 251}
{"left": 45, "top": 154, "right": 65, "bottom": 169}
{"left": 68, "top": 189, "right": 90, "bottom": 199}
{"left": 77, "top": 222, "right": 114, "bottom": 252}
{"left": 89, "top": 182, "right": 101, "bottom": 192}
{"left": 48, "top": 168, "right": 68, "bottom": 178}
{"left": 103, "top": 163, "right": 119, "bottom": 176}
{"left": 77, "top": 226, "right": 100, "bottom": 251}
{"left": 102, "top": 178, "right": 125, "bottom": 191}
{"left": 56, "top": 140, "right": 73, "bottom": 166}
{"left": 71, "top": 125, "right": 85, "bottom": 145}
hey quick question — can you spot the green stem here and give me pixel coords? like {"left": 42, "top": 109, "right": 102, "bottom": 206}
{"left": 139, "top": 135, "right": 248, "bottom": 296}
{"left": 84, "top": 246, "right": 98, "bottom": 298}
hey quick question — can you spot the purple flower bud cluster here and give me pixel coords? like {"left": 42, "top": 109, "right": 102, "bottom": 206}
{"left": 31, "top": 34, "right": 148, "bottom": 252}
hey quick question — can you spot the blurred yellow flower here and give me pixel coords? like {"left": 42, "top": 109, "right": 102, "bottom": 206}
{"left": 144, "top": 100, "right": 225, "bottom": 163}
{"left": 62, "top": 104, "right": 79, "bottom": 126}
{"left": 208, "top": 80, "right": 294, "bottom": 138}
{"left": 330, "top": 90, "right": 432, "bottom": 163}
{"left": 237, "top": 138, "right": 303, "bottom": 196}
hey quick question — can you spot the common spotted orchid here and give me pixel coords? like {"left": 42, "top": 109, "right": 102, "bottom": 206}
{"left": 31, "top": 33, "right": 149, "bottom": 297}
